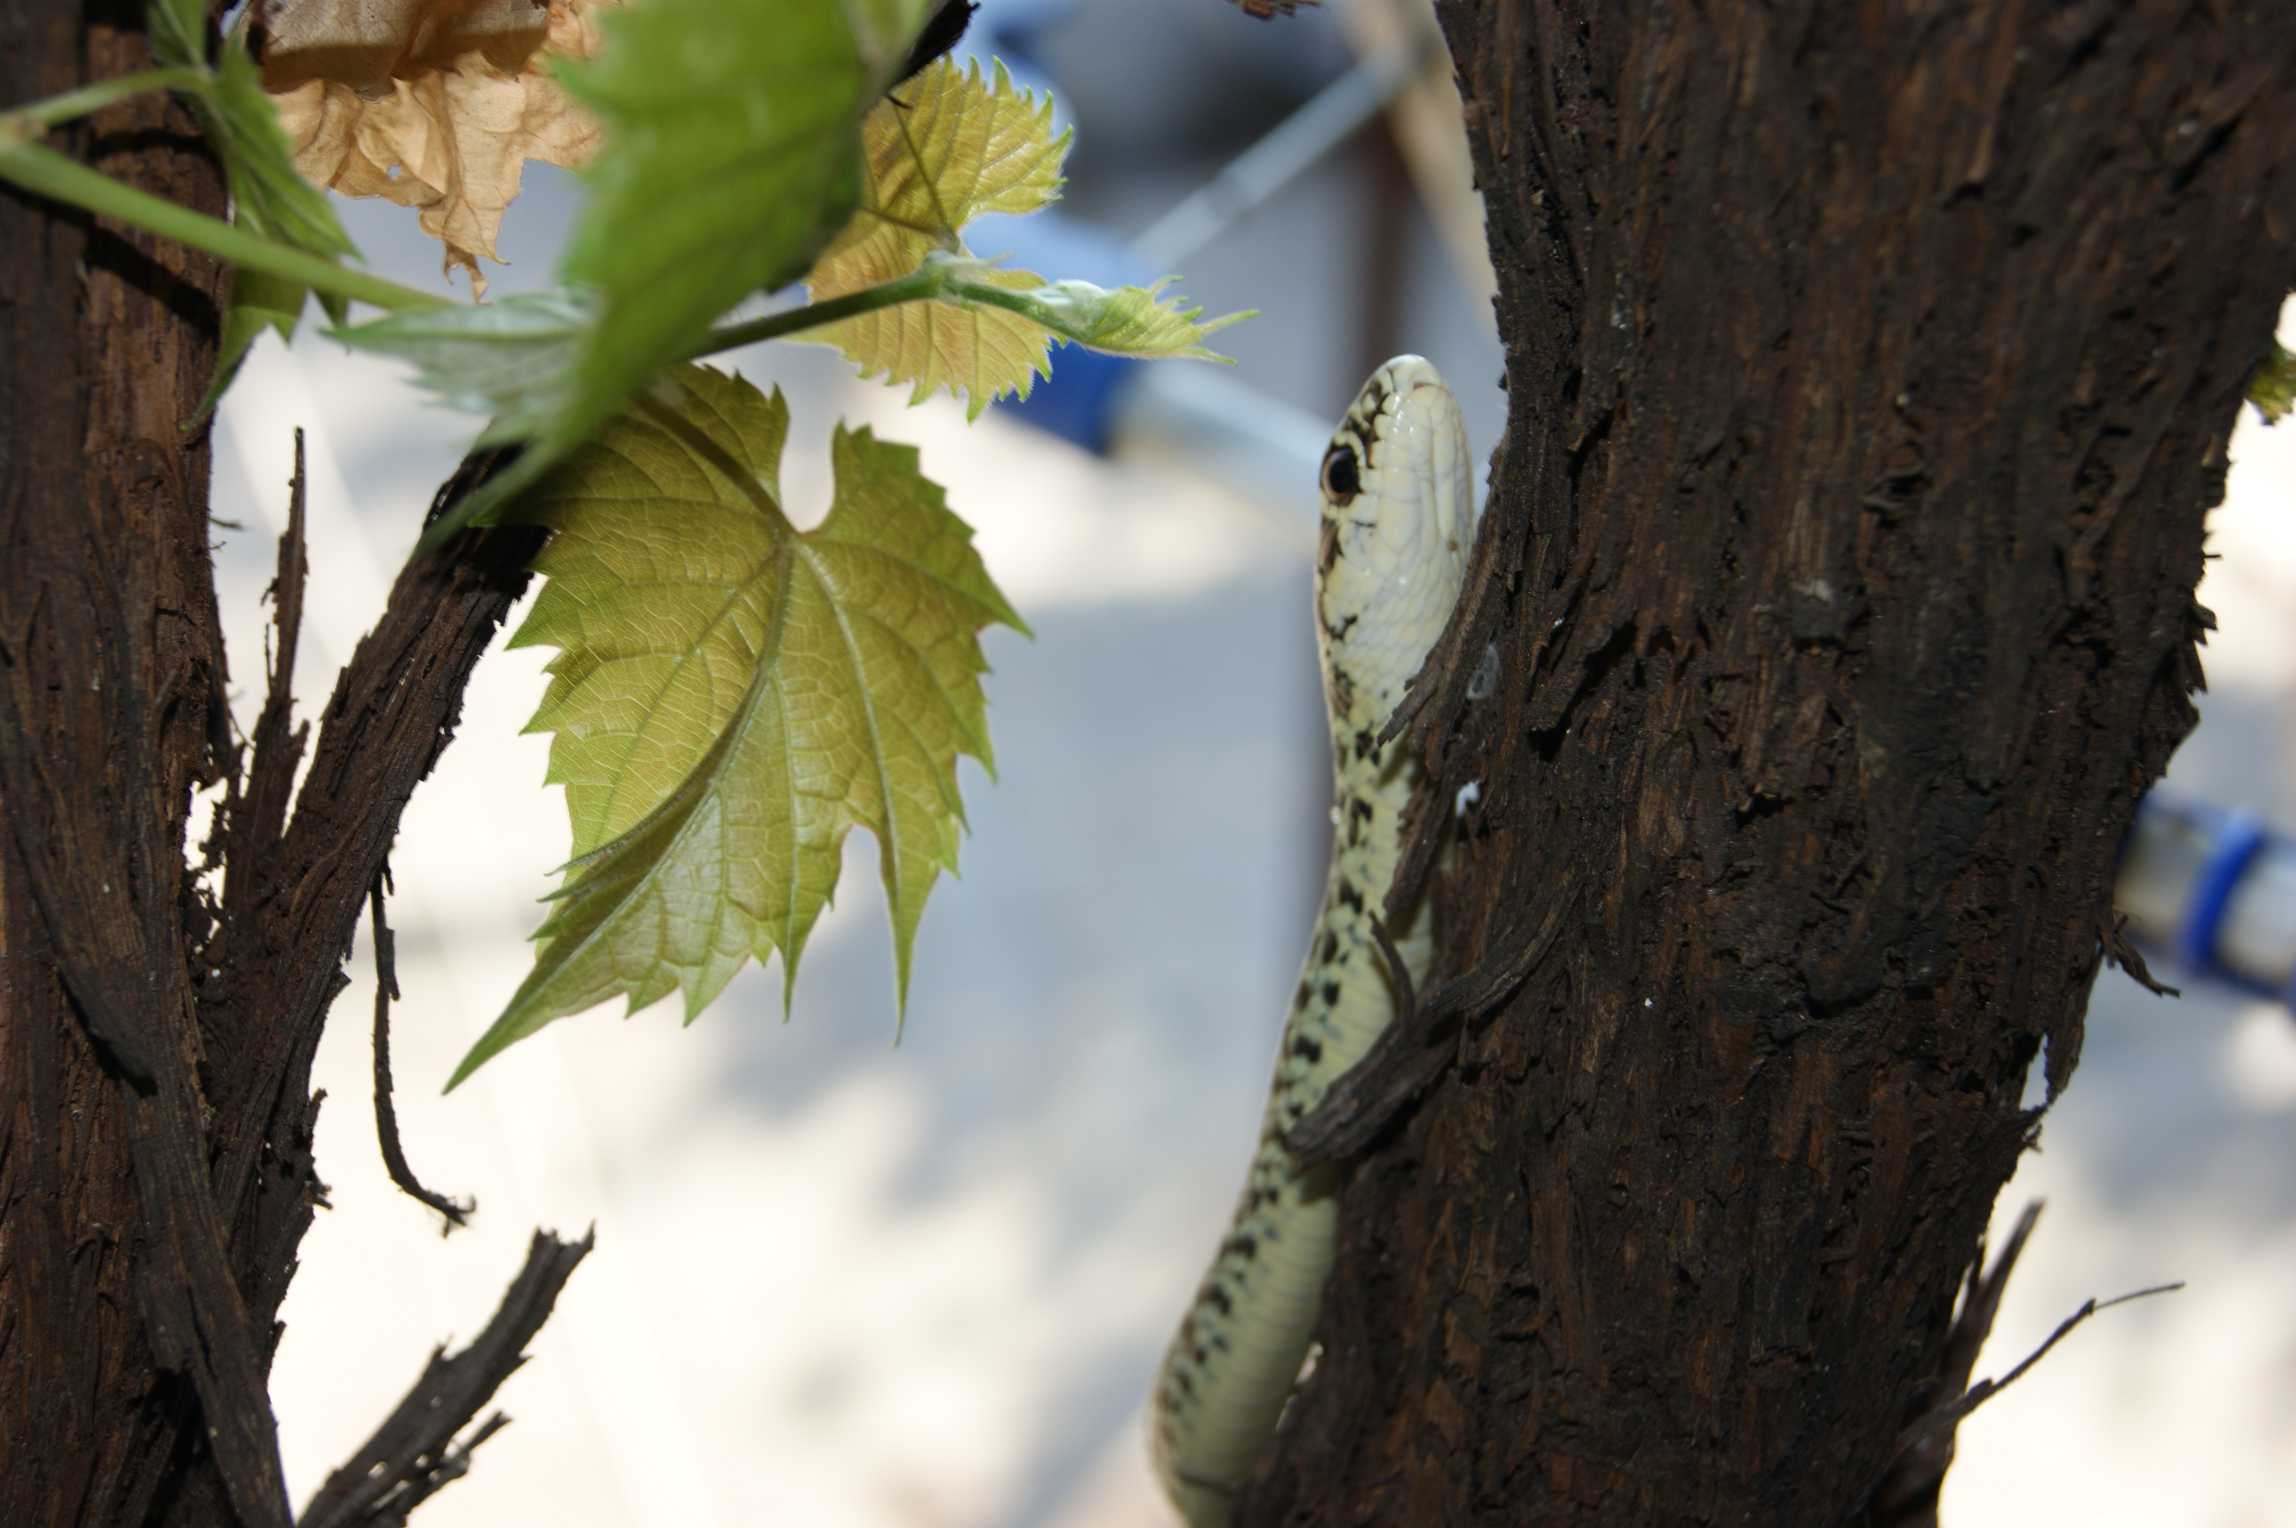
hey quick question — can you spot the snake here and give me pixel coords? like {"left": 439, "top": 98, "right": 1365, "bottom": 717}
{"left": 1149, "top": 356, "right": 1476, "bottom": 1524}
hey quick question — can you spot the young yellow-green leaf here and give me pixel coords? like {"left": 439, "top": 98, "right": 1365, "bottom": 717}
{"left": 803, "top": 56, "right": 1064, "bottom": 416}
{"left": 823, "top": 260, "right": 1053, "bottom": 418}
{"left": 446, "top": 365, "right": 1024, "bottom": 1088}
{"left": 944, "top": 263, "right": 1252, "bottom": 365}
{"left": 804, "top": 61, "right": 1247, "bottom": 414}
{"left": 810, "top": 55, "right": 1068, "bottom": 297}
{"left": 552, "top": 0, "right": 869, "bottom": 465}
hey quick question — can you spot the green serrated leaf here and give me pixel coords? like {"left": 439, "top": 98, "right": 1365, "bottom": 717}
{"left": 149, "top": 3, "right": 353, "bottom": 263}
{"left": 336, "top": 265, "right": 949, "bottom": 541}
{"left": 445, "top": 365, "right": 1023, "bottom": 1088}
{"left": 149, "top": 0, "right": 356, "bottom": 412}
{"left": 2250, "top": 340, "right": 2296, "bottom": 425}
{"left": 552, "top": 0, "right": 870, "bottom": 462}
{"left": 333, "top": 289, "right": 607, "bottom": 535}
{"left": 210, "top": 38, "right": 355, "bottom": 266}
{"left": 331, "top": 289, "right": 600, "bottom": 445}
{"left": 190, "top": 266, "right": 304, "bottom": 426}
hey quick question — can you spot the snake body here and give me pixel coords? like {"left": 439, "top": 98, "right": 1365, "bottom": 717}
{"left": 1150, "top": 357, "right": 1475, "bottom": 1524}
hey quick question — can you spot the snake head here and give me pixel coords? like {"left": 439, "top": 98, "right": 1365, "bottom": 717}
{"left": 1314, "top": 356, "right": 1475, "bottom": 721}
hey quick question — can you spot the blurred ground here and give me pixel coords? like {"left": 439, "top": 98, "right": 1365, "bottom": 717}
{"left": 209, "top": 4, "right": 2296, "bottom": 1524}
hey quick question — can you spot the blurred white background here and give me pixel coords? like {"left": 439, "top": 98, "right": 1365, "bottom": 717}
{"left": 204, "top": 3, "right": 2296, "bottom": 1523}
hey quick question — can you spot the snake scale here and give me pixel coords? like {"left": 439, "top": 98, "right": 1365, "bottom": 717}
{"left": 1150, "top": 357, "right": 1476, "bottom": 1524}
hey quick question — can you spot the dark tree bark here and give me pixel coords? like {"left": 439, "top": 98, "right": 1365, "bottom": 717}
{"left": 1256, "top": 4, "right": 2296, "bottom": 1525}
{"left": 0, "top": 6, "right": 253, "bottom": 1519}
{"left": 0, "top": 7, "right": 569, "bottom": 1525}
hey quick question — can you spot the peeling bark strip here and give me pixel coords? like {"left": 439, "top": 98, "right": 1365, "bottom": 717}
{"left": 301, "top": 1229, "right": 594, "bottom": 1528}
{"left": 1249, "top": 4, "right": 2296, "bottom": 1524}
{"left": 370, "top": 872, "right": 476, "bottom": 1229}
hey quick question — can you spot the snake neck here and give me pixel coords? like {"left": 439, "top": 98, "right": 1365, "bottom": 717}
{"left": 1150, "top": 356, "right": 1472, "bottom": 1527}
{"left": 1149, "top": 737, "right": 1430, "bottom": 1526}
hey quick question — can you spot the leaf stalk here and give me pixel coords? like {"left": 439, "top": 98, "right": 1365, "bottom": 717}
{"left": 0, "top": 140, "right": 446, "bottom": 314}
{"left": 691, "top": 264, "right": 949, "bottom": 358}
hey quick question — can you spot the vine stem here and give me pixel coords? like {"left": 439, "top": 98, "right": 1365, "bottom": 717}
{"left": 0, "top": 141, "right": 446, "bottom": 314}
{"left": 690, "top": 264, "right": 949, "bottom": 358}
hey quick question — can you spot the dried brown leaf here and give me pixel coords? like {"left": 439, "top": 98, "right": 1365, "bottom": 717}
{"left": 264, "top": 1, "right": 618, "bottom": 294}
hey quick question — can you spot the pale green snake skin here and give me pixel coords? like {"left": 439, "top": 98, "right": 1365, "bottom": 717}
{"left": 1150, "top": 357, "right": 1476, "bottom": 1524}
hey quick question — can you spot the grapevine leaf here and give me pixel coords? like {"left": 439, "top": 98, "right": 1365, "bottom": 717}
{"left": 331, "top": 289, "right": 600, "bottom": 445}
{"left": 804, "top": 61, "right": 1248, "bottom": 415}
{"left": 821, "top": 260, "right": 1053, "bottom": 419}
{"left": 552, "top": 0, "right": 870, "bottom": 463}
{"left": 808, "top": 55, "right": 1068, "bottom": 295}
{"left": 147, "top": 0, "right": 353, "bottom": 260}
{"left": 942, "top": 262, "right": 1252, "bottom": 364}
{"left": 446, "top": 365, "right": 1023, "bottom": 1087}
{"left": 802, "top": 57, "right": 1061, "bottom": 415}
{"left": 197, "top": 22, "right": 357, "bottom": 267}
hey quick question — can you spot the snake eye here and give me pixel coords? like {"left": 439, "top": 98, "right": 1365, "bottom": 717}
{"left": 1320, "top": 443, "right": 1361, "bottom": 504}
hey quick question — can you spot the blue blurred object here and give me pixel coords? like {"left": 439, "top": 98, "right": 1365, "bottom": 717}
{"left": 955, "top": 0, "right": 1433, "bottom": 455}
{"left": 2118, "top": 791, "right": 2296, "bottom": 1010}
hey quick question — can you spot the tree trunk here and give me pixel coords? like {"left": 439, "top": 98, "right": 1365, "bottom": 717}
{"left": 1, "top": 9, "right": 560, "bottom": 1524}
{"left": 1252, "top": 4, "right": 2295, "bottom": 1524}
{"left": 0, "top": 4, "right": 253, "bottom": 1520}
